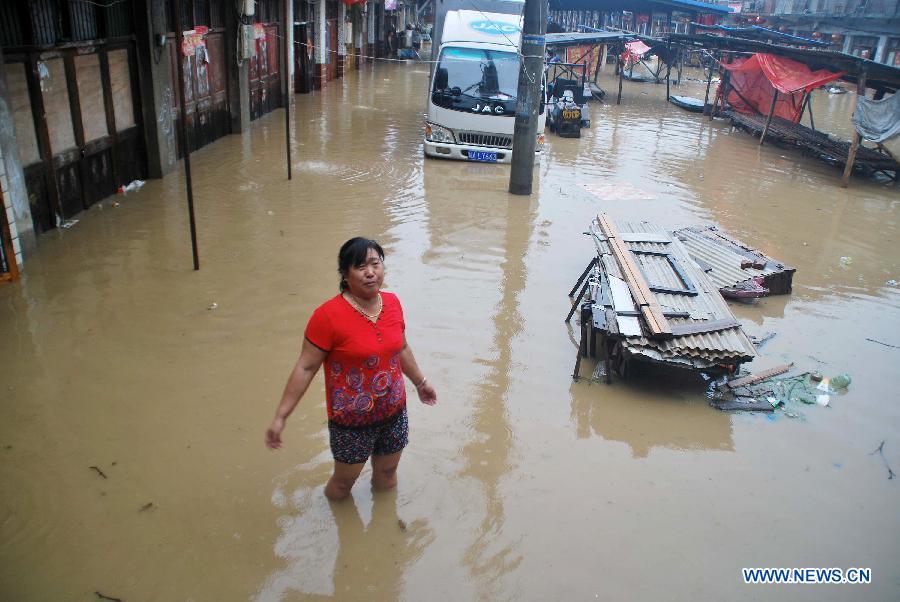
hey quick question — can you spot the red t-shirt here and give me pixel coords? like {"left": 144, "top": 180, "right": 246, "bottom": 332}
{"left": 305, "top": 292, "right": 407, "bottom": 427}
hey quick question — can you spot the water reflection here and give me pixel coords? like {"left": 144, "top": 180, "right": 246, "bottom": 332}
{"left": 570, "top": 365, "right": 734, "bottom": 458}
{"left": 421, "top": 161, "right": 537, "bottom": 594}
{"left": 257, "top": 471, "right": 432, "bottom": 601}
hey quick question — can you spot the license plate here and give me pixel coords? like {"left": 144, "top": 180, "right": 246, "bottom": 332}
{"left": 467, "top": 150, "right": 498, "bottom": 162}
{"left": 562, "top": 109, "right": 581, "bottom": 120}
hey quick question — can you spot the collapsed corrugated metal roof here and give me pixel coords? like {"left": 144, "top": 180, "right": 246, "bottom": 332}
{"left": 587, "top": 216, "right": 757, "bottom": 370}
{"left": 673, "top": 225, "right": 795, "bottom": 299}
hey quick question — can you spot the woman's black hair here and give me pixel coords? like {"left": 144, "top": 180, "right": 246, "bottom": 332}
{"left": 338, "top": 237, "right": 385, "bottom": 291}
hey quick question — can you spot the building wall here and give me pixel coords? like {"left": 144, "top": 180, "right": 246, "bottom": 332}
{"left": 0, "top": 144, "right": 25, "bottom": 271}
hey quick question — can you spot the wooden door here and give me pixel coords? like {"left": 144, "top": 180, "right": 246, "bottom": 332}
{"left": 171, "top": 30, "right": 230, "bottom": 155}
{"left": 248, "top": 23, "right": 281, "bottom": 120}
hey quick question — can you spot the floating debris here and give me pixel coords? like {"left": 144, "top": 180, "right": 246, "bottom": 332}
{"left": 866, "top": 338, "right": 900, "bottom": 350}
{"left": 398, "top": 519, "right": 407, "bottom": 532}
{"left": 139, "top": 502, "right": 155, "bottom": 512}
{"left": 713, "top": 399, "right": 774, "bottom": 412}
{"left": 89, "top": 466, "right": 108, "bottom": 479}
{"left": 869, "top": 441, "right": 895, "bottom": 480}
{"left": 750, "top": 332, "right": 777, "bottom": 349}
{"left": 207, "top": 302, "right": 218, "bottom": 311}
{"left": 95, "top": 592, "right": 123, "bottom": 602}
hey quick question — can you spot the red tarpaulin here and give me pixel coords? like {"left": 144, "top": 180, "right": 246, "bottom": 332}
{"left": 621, "top": 40, "right": 651, "bottom": 64}
{"left": 718, "top": 53, "right": 845, "bottom": 122}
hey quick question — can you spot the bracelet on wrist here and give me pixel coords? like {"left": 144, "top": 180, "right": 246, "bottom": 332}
{"left": 415, "top": 377, "right": 427, "bottom": 389}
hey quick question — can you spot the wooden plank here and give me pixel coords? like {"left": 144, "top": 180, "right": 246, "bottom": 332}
{"left": 598, "top": 216, "right": 654, "bottom": 304}
{"left": 597, "top": 214, "right": 672, "bottom": 338}
{"left": 726, "top": 363, "right": 794, "bottom": 389}
{"left": 670, "top": 318, "right": 741, "bottom": 337}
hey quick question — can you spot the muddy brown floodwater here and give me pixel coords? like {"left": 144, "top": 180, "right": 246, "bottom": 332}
{"left": 1, "top": 61, "right": 898, "bottom": 601}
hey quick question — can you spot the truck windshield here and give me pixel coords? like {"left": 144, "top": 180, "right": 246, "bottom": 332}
{"left": 432, "top": 47, "right": 518, "bottom": 115}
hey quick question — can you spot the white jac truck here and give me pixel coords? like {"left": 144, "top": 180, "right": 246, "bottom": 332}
{"left": 424, "top": 0, "right": 546, "bottom": 163}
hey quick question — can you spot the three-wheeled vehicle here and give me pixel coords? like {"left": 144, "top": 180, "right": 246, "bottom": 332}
{"left": 546, "top": 62, "right": 591, "bottom": 138}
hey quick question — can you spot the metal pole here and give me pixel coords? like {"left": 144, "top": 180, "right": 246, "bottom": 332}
{"left": 508, "top": 0, "right": 547, "bottom": 196}
{"left": 284, "top": 0, "right": 292, "bottom": 180}
{"left": 173, "top": 0, "right": 200, "bottom": 270}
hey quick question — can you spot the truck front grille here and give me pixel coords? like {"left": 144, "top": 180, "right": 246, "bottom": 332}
{"left": 457, "top": 132, "right": 513, "bottom": 149}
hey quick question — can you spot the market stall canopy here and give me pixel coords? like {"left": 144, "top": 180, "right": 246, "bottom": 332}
{"left": 720, "top": 53, "right": 844, "bottom": 121}
{"left": 622, "top": 40, "right": 652, "bottom": 62}
{"left": 722, "top": 53, "right": 844, "bottom": 94}
{"left": 668, "top": 33, "right": 900, "bottom": 92}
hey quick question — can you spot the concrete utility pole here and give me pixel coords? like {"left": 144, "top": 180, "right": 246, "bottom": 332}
{"left": 508, "top": 0, "right": 547, "bottom": 195}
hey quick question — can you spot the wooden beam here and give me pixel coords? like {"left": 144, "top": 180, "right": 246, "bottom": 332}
{"left": 596, "top": 214, "right": 672, "bottom": 339}
{"left": 759, "top": 90, "right": 778, "bottom": 146}
{"left": 726, "top": 363, "right": 794, "bottom": 389}
{"left": 842, "top": 69, "right": 868, "bottom": 187}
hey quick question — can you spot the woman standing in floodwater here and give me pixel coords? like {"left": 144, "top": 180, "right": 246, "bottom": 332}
{"left": 266, "top": 237, "right": 437, "bottom": 500}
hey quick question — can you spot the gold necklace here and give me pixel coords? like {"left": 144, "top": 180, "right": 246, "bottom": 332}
{"left": 344, "top": 292, "right": 382, "bottom": 320}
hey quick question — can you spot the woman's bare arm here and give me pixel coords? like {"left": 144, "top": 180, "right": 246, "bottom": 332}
{"left": 399, "top": 336, "right": 437, "bottom": 405}
{"left": 266, "top": 338, "right": 328, "bottom": 449}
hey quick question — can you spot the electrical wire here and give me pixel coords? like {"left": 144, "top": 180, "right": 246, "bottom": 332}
{"left": 71, "top": 0, "right": 132, "bottom": 7}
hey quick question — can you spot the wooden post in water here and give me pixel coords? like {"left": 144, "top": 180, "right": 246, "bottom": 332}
{"left": 842, "top": 69, "right": 868, "bottom": 187}
{"left": 284, "top": 0, "right": 292, "bottom": 180}
{"left": 173, "top": 0, "right": 200, "bottom": 270}
{"left": 702, "top": 52, "right": 714, "bottom": 116}
{"left": 617, "top": 54, "right": 624, "bottom": 105}
{"left": 759, "top": 90, "right": 779, "bottom": 146}
{"left": 665, "top": 39, "right": 671, "bottom": 100}
{"left": 800, "top": 91, "right": 815, "bottom": 130}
